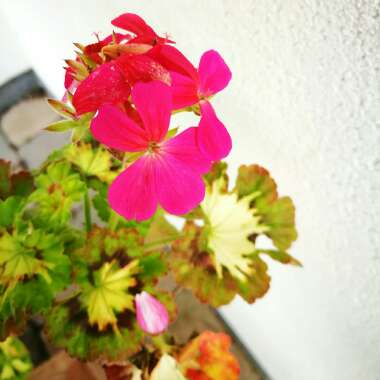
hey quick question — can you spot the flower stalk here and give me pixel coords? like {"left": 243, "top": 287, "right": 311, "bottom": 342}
{"left": 83, "top": 186, "right": 92, "bottom": 233}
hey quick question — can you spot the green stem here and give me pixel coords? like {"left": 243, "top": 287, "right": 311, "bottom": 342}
{"left": 152, "top": 334, "right": 173, "bottom": 354}
{"left": 144, "top": 234, "right": 182, "bottom": 251}
{"left": 54, "top": 285, "right": 81, "bottom": 305}
{"left": 109, "top": 212, "right": 119, "bottom": 231}
{"left": 84, "top": 187, "right": 92, "bottom": 233}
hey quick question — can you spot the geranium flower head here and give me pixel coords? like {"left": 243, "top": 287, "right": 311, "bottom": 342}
{"left": 90, "top": 81, "right": 210, "bottom": 221}
{"left": 135, "top": 291, "right": 169, "bottom": 335}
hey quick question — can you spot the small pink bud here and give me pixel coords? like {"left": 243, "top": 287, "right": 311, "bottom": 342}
{"left": 135, "top": 291, "right": 169, "bottom": 334}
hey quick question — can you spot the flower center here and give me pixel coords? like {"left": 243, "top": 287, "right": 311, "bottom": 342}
{"left": 147, "top": 141, "right": 161, "bottom": 155}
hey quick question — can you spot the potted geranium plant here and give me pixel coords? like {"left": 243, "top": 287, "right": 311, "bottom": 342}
{"left": 0, "top": 12, "right": 298, "bottom": 380}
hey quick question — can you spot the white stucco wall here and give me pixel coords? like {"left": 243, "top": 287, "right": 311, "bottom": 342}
{"left": 0, "top": 1, "right": 379, "bottom": 379}
{"left": 0, "top": 10, "right": 30, "bottom": 85}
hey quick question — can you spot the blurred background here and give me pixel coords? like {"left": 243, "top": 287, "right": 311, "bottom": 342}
{"left": 0, "top": 1, "right": 379, "bottom": 379}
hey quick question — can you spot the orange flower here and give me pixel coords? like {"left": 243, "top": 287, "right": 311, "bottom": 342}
{"left": 179, "top": 331, "right": 240, "bottom": 380}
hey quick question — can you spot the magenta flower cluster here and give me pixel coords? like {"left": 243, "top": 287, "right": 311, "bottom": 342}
{"left": 65, "top": 13, "right": 232, "bottom": 222}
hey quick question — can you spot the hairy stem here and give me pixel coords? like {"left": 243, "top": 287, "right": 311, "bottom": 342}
{"left": 144, "top": 234, "right": 182, "bottom": 251}
{"left": 109, "top": 212, "right": 119, "bottom": 231}
{"left": 84, "top": 187, "right": 92, "bottom": 233}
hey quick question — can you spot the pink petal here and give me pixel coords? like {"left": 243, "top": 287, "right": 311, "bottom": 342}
{"left": 156, "top": 161, "right": 206, "bottom": 215}
{"left": 170, "top": 71, "right": 199, "bottom": 110}
{"left": 108, "top": 128, "right": 209, "bottom": 220}
{"left": 62, "top": 76, "right": 78, "bottom": 102}
{"left": 116, "top": 54, "right": 171, "bottom": 86}
{"left": 64, "top": 67, "right": 75, "bottom": 90}
{"left": 72, "top": 63, "right": 130, "bottom": 115}
{"left": 148, "top": 45, "right": 198, "bottom": 80}
{"left": 135, "top": 291, "right": 169, "bottom": 335}
{"left": 156, "top": 128, "right": 209, "bottom": 215}
{"left": 197, "top": 101, "right": 232, "bottom": 161}
{"left": 162, "top": 127, "right": 211, "bottom": 174}
{"left": 90, "top": 104, "right": 149, "bottom": 152}
{"left": 132, "top": 81, "right": 172, "bottom": 142}
{"left": 108, "top": 157, "right": 158, "bottom": 221}
{"left": 198, "top": 50, "right": 232, "bottom": 97}
{"left": 111, "top": 13, "right": 172, "bottom": 45}
{"left": 111, "top": 13, "right": 157, "bottom": 39}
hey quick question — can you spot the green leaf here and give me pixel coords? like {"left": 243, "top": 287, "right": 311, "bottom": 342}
{"left": 45, "top": 119, "right": 80, "bottom": 132}
{"left": 65, "top": 59, "right": 89, "bottom": 80}
{"left": 235, "top": 256, "right": 270, "bottom": 304}
{"left": 168, "top": 221, "right": 270, "bottom": 307}
{"left": 0, "top": 231, "right": 51, "bottom": 284}
{"left": 165, "top": 127, "right": 178, "bottom": 139}
{"left": 81, "top": 261, "right": 138, "bottom": 331}
{"left": 30, "top": 162, "right": 86, "bottom": 227}
{"left": 204, "top": 161, "right": 229, "bottom": 189}
{"left": 0, "top": 280, "right": 53, "bottom": 338}
{"left": 201, "top": 178, "right": 267, "bottom": 281}
{"left": 171, "top": 163, "right": 299, "bottom": 307}
{"left": 235, "top": 164, "right": 298, "bottom": 250}
{"left": 0, "top": 197, "right": 22, "bottom": 228}
{"left": 138, "top": 253, "right": 167, "bottom": 281}
{"left": 93, "top": 193, "right": 111, "bottom": 222}
{"left": 235, "top": 164, "right": 277, "bottom": 202}
{"left": 0, "top": 227, "right": 71, "bottom": 337}
{"left": 260, "top": 196, "right": 297, "bottom": 250}
{"left": 87, "top": 178, "right": 110, "bottom": 222}
{"left": 0, "top": 229, "right": 70, "bottom": 288}
{"left": 10, "top": 172, "right": 34, "bottom": 198}
{"left": 47, "top": 99, "right": 76, "bottom": 119}
{"left": 46, "top": 303, "right": 144, "bottom": 361}
{"left": 170, "top": 222, "right": 245, "bottom": 307}
{"left": 254, "top": 249, "right": 301, "bottom": 266}
{"left": 0, "top": 337, "right": 32, "bottom": 380}
{"left": 44, "top": 225, "right": 170, "bottom": 361}
{"left": 0, "top": 161, "right": 34, "bottom": 200}
{"left": 65, "top": 142, "right": 120, "bottom": 183}
{"left": 44, "top": 228, "right": 145, "bottom": 360}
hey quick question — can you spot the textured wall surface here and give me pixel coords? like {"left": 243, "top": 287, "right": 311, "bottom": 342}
{"left": 0, "top": 10, "right": 29, "bottom": 85}
{"left": 0, "top": 1, "right": 379, "bottom": 379}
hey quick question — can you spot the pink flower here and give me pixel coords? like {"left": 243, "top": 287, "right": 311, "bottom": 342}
{"left": 151, "top": 48, "right": 232, "bottom": 161}
{"left": 135, "top": 291, "right": 169, "bottom": 334}
{"left": 90, "top": 81, "right": 210, "bottom": 221}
